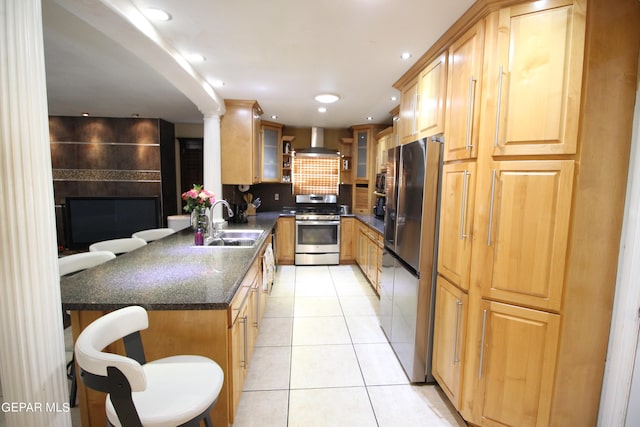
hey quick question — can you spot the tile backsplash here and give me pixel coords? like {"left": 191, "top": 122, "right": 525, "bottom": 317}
{"left": 223, "top": 183, "right": 352, "bottom": 212}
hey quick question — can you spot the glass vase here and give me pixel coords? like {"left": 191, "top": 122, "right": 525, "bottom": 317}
{"left": 192, "top": 207, "right": 209, "bottom": 245}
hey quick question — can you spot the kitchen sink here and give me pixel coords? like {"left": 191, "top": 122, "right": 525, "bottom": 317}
{"left": 206, "top": 229, "right": 264, "bottom": 248}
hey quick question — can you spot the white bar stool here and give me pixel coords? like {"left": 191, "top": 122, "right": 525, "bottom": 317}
{"left": 167, "top": 214, "right": 192, "bottom": 231}
{"left": 75, "top": 306, "right": 224, "bottom": 427}
{"left": 131, "top": 228, "right": 175, "bottom": 243}
{"left": 89, "top": 237, "right": 147, "bottom": 255}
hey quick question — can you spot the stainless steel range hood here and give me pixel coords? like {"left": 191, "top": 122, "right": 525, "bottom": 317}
{"left": 295, "top": 127, "right": 340, "bottom": 156}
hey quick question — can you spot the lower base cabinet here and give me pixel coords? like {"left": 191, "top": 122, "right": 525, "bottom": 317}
{"left": 466, "top": 300, "right": 560, "bottom": 427}
{"left": 276, "top": 217, "right": 295, "bottom": 264}
{"left": 432, "top": 276, "right": 467, "bottom": 409}
{"left": 355, "top": 220, "right": 382, "bottom": 293}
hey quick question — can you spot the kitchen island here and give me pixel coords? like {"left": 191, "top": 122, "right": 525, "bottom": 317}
{"left": 61, "top": 212, "right": 279, "bottom": 427}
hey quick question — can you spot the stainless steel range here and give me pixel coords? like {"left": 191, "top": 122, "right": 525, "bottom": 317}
{"left": 294, "top": 194, "right": 340, "bottom": 265}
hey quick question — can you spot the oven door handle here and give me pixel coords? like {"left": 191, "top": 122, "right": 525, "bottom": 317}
{"left": 296, "top": 220, "right": 341, "bottom": 226}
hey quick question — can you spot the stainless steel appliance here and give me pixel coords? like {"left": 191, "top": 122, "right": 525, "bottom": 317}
{"left": 294, "top": 194, "right": 340, "bottom": 265}
{"left": 380, "top": 137, "right": 443, "bottom": 383}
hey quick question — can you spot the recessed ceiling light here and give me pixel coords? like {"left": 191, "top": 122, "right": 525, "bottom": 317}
{"left": 271, "top": 115, "right": 278, "bottom": 120}
{"left": 366, "top": 116, "right": 373, "bottom": 121}
{"left": 187, "top": 53, "right": 206, "bottom": 62}
{"left": 210, "top": 80, "right": 224, "bottom": 88}
{"left": 131, "top": 113, "right": 140, "bottom": 118}
{"left": 318, "top": 107, "right": 327, "bottom": 113}
{"left": 81, "top": 112, "right": 89, "bottom": 117}
{"left": 314, "top": 94, "right": 340, "bottom": 104}
{"left": 391, "top": 96, "right": 398, "bottom": 101}
{"left": 143, "top": 8, "right": 171, "bottom": 21}
{"left": 401, "top": 52, "right": 412, "bottom": 60}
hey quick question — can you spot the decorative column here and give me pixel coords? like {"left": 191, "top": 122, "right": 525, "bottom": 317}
{"left": 203, "top": 113, "right": 225, "bottom": 219}
{"left": 0, "top": 1, "right": 71, "bottom": 426}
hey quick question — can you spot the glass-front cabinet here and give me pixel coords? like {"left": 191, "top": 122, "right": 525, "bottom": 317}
{"left": 260, "top": 121, "right": 283, "bottom": 182}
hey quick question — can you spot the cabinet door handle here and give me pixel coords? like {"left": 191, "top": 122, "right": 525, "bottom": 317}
{"left": 494, "top": 66, "right": 504, "bottom": 147}
{"left": 252, "top": 287, "right": 259, "bottom": 328}
{"left": 466, "top": 77, "right": 477, "bottom": 151}
{"left": 478, "top": 309, "right": 488, "bottom": 379}
{"left": 453, "top": 300, "right": 463, "bottom": 364}
{"left": 459, "top": 170, "right": 470, "bottom": 240}
{"left": 413, "top": 92, "right": 419, "bottom": 136}
{"left": 487, "top": 169, "right": 497, "bottom": 246}
{"left": 240, "top": 314, "right": 248, "bottom": 368}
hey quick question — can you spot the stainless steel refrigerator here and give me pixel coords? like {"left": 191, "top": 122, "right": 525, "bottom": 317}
{"left": 380, "top": 137, "right": 442, "bottom": 383}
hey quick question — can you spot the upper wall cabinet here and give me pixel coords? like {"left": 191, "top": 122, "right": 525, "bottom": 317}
{"left": 398, "top": 53, "right": 448, "bottom": 145}
{"left": 488, "top": 0, "right": 585, "bottom": 156}
{"left": 417, "top": 52, "right": 448, "bottom": 139}
{"left": 221, "top": 100, "right": 263, "bottom": 185}
{"left": 260, "top": 121, "right": 283, "bottom": 183}
{"left": 444, "top": 22, "right": 485, "bottom": 161}
{"left": 398, "top": 76, "right": 419, "bottom": 145}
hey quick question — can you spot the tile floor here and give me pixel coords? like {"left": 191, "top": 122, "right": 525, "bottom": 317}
{"left": 0, "top": 264, "right": 467, "bottom": 427}
{"left": 231, "top": 264, "right": 467, "bottom": 427}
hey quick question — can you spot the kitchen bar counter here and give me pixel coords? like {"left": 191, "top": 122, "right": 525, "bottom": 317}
{"left": 65, "top": 211, "right": 280, "bottom": 427}
{"left": 61, "top": 212, "right": 279, "bottom": 311}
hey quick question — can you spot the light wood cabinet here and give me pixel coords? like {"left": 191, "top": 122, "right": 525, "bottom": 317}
{"left": 340, "top": 137, "right": 353, "bottom": 185}
{"left": 229, "top": 296, "right": 248, "bottom": 421}
{"left": 395, "top": 0, "right": 637, "bottom": 425}
{"left": 352, "top": 125, "right": 385, "bottom": 214}
{"left": 479, "top": 160, "right": 574, "bottom": 312}
{"left": 221, "top": 100, "right": 263, "bottom": 185}
{"left": 375, "top": 127, "right": 393, "bottom": 173}
{"left": 355, "top": 220, "right": 382, "bottom": 293}
{"left": 340, "top": 217, "right": 355, "bottom": 263}
{"left": 260, "top": 121, "right": 283, "bottom": 182}
{"left": 489, "top": 0, "right": 584, "bottom": 156}
{"left": 444, "top": 22, "right": 484, "bottom": 161}
{"left": 470, "top": 300, "right": 560, "bottom": 427}
{"left": 281, "top": 135, "right": 294, "bottom": 183}
{"left": 398, "top": 76, "right": 419, "bottom": 145}
{"left": 437, "top": 162, "right": 476, "bottom": 291}
{"left": 275, "top": 216, "right": 295, "bottom": 264}
{"left": 417, "top": 52, "right": 447, "bottom": 138}
{"left": 432, "top": 276, "right": 467, "bottom": 409}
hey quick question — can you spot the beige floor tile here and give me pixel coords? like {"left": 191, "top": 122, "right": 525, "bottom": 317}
{"left": 353, "top": 343, "right": 409, "bottom": 386}
{"left": 338, "top": 295, "right": 380, "bottom": 316}
{"left": 233, "top": 390, "right": 289, "bottom": 427}
{"left": 367, "top": 384, "right": 467, "bottom": 427}
{"left": 288, "top": 387, "right": 377, "bottom": 427}
{"left": 292, "top": 316, "right": 351, "bottom": 346}
{"left": 294, "top": 296, "right": 343, "bottom": 317}
{"left": 294, "top": 279, "right": 337, "bottom": 297}
{"left": 255, "top": 317, "right": 293, "bottom": 347}
{"left": 263, "top": 296, "right": 294, "bottom": 318}
{"left": 243, "top": 346, "right": 291, "bottom": 391}
{"left": 344, "top": 315, "right": 388, "bottom": 344}
{"left": 333, "top": 278, "right": 376, "bottom": 296}
{"left": 269, "top": 277, "right": 295, "bottom": 297}
{"left": 290, "top": 345, "right": 364, "bottom": 389}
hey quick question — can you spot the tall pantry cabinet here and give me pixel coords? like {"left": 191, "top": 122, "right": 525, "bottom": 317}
{"left": 396, "top": 0, "right": 640, "bottom": 425}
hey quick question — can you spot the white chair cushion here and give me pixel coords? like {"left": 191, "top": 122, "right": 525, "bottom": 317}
{"left": 105, "top": 355, "right": 224, "bottom": 427}
{"left": 58, "top": 251, "right": 116, "bottom": 276}
{"left": 131, "top": 228, "right": 175, "bottom": 242}
{"left": 89, "top": 237, "right": 147, "bottom": 254}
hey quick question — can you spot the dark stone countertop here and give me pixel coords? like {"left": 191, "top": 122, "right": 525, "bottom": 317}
{"left": 60, "top": 212, "right": 280, "bottom": 311}
{"left": 354, "top": 214, "right": 385, "bottom": 235}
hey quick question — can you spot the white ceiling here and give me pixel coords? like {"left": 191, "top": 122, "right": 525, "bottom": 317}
{"left": 43, "top": 0, "right": 475, "bottom": 127}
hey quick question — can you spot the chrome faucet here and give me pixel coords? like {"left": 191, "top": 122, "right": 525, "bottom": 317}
{"left": 210, "top": 199, "right": 235, "bottom": 237}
